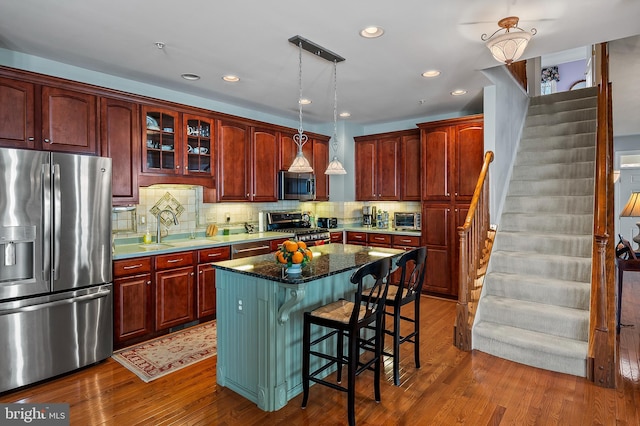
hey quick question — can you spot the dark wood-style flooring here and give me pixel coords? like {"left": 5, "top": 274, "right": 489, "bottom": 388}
{"left": 2, "top": 273, "right": 639, "bottom": 425}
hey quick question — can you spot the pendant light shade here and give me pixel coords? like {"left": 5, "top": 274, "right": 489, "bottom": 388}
{"left": 325, "top": 60, "right": 347, "bottom": 175}
{"left": 482, "top": 17, "right": 536, "bottom": 66}
{"left": 288, "top": 40, "right": 313, "bottom": 173}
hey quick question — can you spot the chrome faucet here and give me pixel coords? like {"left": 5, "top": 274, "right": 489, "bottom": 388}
{"left": 156, "top": 209, "right": 179, "bottom": 244}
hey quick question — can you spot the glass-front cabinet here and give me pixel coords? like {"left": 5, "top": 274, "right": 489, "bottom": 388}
{"left": 184, "top": 114, "right": 213, "bottom": 176}
{"left": 143, "top": 107, "right": 180, "bottom": 174}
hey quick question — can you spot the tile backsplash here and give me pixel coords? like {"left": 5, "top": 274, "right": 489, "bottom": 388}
{"left": 112, "top": 185, "right": 421, "bottom": 239}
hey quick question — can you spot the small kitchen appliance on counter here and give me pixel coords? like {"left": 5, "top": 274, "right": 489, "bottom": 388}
{"left": 0, "top": 147, "right": 113, "bottom": 393}
{"left": 317, "top": 217, "right": 338, "bottom": 229}
{"left": 394, "top": 212, "right": 422, "bottom": 231}
{"left": 362, "top": 206, "right": 376, "bottom": 227}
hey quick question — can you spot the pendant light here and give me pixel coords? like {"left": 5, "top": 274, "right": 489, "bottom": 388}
{"left": 482, "top": 17, "right": 536, "bottom": 66}
{"left": 325, "top": 60, "right": 347, "bottom": 175}
{"left": 288, "top": 40, "right": 313, "bottom": 173}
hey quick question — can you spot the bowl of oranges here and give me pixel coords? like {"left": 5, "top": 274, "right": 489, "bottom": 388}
{"left": 275, "top": 240, "right": 313, "bottom": 274}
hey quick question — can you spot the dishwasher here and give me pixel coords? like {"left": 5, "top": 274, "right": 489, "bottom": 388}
{"left": 231, "top": 241, "right": 272, "bottom": 259}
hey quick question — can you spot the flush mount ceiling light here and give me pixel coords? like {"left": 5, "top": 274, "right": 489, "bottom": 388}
{"left": 325, "top": 60, "right": 347, "bottom": 175}
{"left": 360, "top": 26, "right": 385, "bottom": 38}
{"left": 181, "top": 73, "right": 200, "bottom": 81}
{"left": 482, "top": 16, "right": 536, "bottom": 65}
{"left": 287, "top": 35, "right": 345, "bottom": 173}
{"left": 222, "top": 75, "right": 239, "bottom": 82}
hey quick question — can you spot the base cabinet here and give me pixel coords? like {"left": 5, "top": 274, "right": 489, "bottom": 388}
{"left": 197, "top": 246, "right": 231, "bottom": 318}
{"left": 113, "top": 257, "right": 153, "bottom": 347}
{"left": 154, "top": 252, "right": 195, "bottom": 330}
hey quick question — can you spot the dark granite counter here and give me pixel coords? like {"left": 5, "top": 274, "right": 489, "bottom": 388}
{"left": 211, "top": 243, "right": 404, "bottom": 284}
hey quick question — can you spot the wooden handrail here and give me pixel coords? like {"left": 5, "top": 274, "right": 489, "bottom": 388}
{"left": 454, "top": 151, "right": 494, "bottom": 351}
{"left": 587, "top": 42, "right": 615, "bottom": 387}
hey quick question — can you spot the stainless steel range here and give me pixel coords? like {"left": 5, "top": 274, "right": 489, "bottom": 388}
{"left": 266, "top": 212, "right": 330, "bottom": 246}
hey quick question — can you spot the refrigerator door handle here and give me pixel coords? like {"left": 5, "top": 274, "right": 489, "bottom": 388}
{"left": 52, "top": 163, "right": 61, "bottom": 281}
{"left": 41, "top": 163, "right": 51, "bottom": 282}
{"left": 0, "top": 287, "right": 111, "bottom": 317}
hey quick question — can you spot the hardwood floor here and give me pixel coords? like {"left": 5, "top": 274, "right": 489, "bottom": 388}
{"left": 2, "top": 273, "right": 639, "bottom": 425}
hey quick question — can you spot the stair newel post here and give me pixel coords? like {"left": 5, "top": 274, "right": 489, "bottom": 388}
{"left": 455, "top": 226, "right": 471, "bottom": 350}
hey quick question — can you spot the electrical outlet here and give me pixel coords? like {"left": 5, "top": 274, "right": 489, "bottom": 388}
{"left": 237, "top": 299, "right": 243, "bottom": 313}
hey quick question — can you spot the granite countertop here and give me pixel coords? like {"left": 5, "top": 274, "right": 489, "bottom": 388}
{"left": 211, "top": 243, "right": 405, "bottom": 284}
{"left": 340, "top": 225, "right": 422, "bottom": 236}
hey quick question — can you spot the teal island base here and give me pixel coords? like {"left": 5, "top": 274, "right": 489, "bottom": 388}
{"left": 213, "top": 244, "right": 403, "bottom": 411}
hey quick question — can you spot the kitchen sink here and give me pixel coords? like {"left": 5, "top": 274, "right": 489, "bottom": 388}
{"left": 138, "top": 243, "right": 173, "bottom": 250}
{"left": 168, "top": 238, "right": 219, "bottom": 247}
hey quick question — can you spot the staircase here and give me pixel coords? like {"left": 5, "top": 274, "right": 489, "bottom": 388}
{"left": 472, "top": 87, "right": 598, "bottom": 377}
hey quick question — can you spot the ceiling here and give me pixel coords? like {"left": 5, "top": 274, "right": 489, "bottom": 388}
{"left": 1, "top": 0, "right": 639, "bottom": 131}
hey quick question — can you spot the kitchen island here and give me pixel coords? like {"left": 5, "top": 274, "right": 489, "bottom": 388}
{"left": 212, "top": 244, "right": 404, "bottom": 411}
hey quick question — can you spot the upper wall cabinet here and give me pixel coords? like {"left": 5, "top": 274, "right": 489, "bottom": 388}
{"left": 142, "top": 107, "right": 181, "bottom": 175}
{"left": 400, "top": 130, "right": 421, "bottom": 201}
{"left": 0, "top": 76, "right": 36, "bottom": 149}
{"left": 100, "top": 97, "right": 140, "bottom": 206}
{"left": 0, "top": 74, "right": 98, "bottom": 154}
{"left": 41, "top": 86, "right": 98, "bottom": 154}
{"left": 354, "top": 131, "right": 412, "bottom": 201}
{"left": 420, "top": 115, "right": 484, "bottom": 202}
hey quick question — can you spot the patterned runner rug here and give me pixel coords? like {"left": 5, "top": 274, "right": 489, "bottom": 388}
{"left": 112, "top": 321, "right": 217, "bottom": 383}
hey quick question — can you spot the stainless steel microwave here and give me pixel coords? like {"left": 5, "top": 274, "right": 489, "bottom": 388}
{"left": 278, "top": 171, "right": 315, "bottom": 201}
{"left": 394, "top": 212, "right": 421, "bottom": 231}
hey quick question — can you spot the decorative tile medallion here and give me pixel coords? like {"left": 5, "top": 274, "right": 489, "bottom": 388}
{"left": 150, "top": 192, "right": 185, "bottom": 227}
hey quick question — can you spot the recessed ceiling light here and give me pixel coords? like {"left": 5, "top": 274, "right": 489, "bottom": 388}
{"left": 422, "top": 70, "right": 441, "bottom": 78}
{"left": 222, "top": 75, "right": 240, "bottom": 82}
{"left": 299, "top": 98, "right": 312, "bottom": 105}
{"left": 181, "top": 73, "right": 200, "bottom": 81}
{"left": 360, "top": 26, "right": 384, "bottom": 38}
{"left": 339, "top": 112, "right": 351, "bottom": 118}
{"left": 154, "top": 42, "right": 165, "bottom": 49}
{"left": 451, "top": 89, "right": 467, "bottom": 96}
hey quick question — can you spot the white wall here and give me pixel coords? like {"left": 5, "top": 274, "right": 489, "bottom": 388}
{"left": 480, "top": 66, "right": 530, "bottom": 222}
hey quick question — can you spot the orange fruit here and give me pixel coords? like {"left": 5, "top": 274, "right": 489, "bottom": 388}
{"left": 291, "top": 251, "right": 304, "bottom": 264}
{"left": 305, "top": 249, "right": 313, "bottom": 260}
{"left": 276, "top": 251, "right": 287, "bottom": 264}
{"left": 284, "top": 241, "right": 298, "bottom": 252}
{"left": 297, "top": 241, "right": 307, "bottom": 250}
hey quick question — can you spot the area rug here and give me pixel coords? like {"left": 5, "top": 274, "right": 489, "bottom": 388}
{"left": 112, "top": 321, "right": 217, "bottom": 383}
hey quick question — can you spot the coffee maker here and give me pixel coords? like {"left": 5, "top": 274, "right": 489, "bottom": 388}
{"left": 362, "top": 205, "right": 376, "bottom": 227}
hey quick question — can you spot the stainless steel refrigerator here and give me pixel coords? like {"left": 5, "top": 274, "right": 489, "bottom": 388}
{"left": 0, "top": 147, "right": 113, "bottom": 393}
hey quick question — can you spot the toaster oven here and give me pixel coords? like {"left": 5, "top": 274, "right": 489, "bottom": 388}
{"left": 394, "top": 212, "right": 421, "bottom": 231}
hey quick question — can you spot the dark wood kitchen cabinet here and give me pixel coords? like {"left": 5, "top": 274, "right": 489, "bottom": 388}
{"left": 154, "top": 251, "right": 195, "bottom": 330}
{"left": 217, "top": 119, "right": 250, "bottom": 201}
{"left": 41, "top": 86, "right": 98, "bottom": 154}
{"left": 196, "top": 246, "right": 231, "bottom": 318}
{"left": 250, "top": 127, "right": 279, "bottom": 202}
{"left": 354, "top": 133, "right": 401, "bottom": 201}
{"left": 400, "top": 130, "right": 421, "bottom": 200}
{"left": 183, "top": 114, "right": 215, "bottom": 178}
{"left": 113, "top": 257, "right": 153, "bottom": 347}
{"left": 142, "top": 106, "right": 181, "bottom": 175}
{"left": 0, "top": 76, "right": 36, "bottom": 149}
{"left": 0, "top": 73, "right": 97, "bottom": 154}
{"left": 419, "top": 114, "right": 483, "bottom": 298}
{"left": 100, "top": 97, "right": 140, "bottom": 206}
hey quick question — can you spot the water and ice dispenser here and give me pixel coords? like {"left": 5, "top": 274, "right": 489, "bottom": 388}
{"left": 0, "top": 226, "right": 35, "bottom": 284}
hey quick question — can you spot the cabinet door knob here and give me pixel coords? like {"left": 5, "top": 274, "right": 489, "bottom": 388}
{"left": 28, "top": 137, "right": 35, "bottom": 141}
{"left": 199, "top": 270, "right": 203, "bottom": 274}
{"left": 146, "top": 281, "right": 151, "bottom": 285}
{"left": 190, "top": 272, "right": 195, "bottom": 276}
{"left": 176, "top": 166, "right": 180, "bottom": 169}
{"left": 44, "top": 138, "right": 51, "bottom": 143}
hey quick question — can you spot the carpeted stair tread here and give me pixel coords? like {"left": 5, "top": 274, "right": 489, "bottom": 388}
{"left": 489, "top": 250, "right": 591, "bottom": 282}
{"left": 499, "top": 212, "right": 593, "bottom": 234}
{"left": 473, "top": 321, "right": 588, "bottom": 377}
{"left": 492, "top": 231, "right": 592, "bottom": 257}
{"left": 529, "top": 87, "right": 597, "bottom": 104}
{"left": 525, "top": 108, "right": 596, "bottom": 127}
{"left": 482, "top": 272, "right": 591, "bottom": 309}
{"left": 477, "top": 295, "right": 589, "bottom": 340}
{"left": 522, "top": 121, "right": 596, "bottom": 139}
{"left": 502, "top": 195, "right": 593, "bottom": 215}
{"left": 507, "top": 178, "right": 594, "bottom": 196}
{"left": 519, "top": 134, "right": 597, "bottom": 151}
{"left": 511, "top": 162, "right": 595, "bottom": 180}
{"left": 515, "top": 146, "right": 595, "bottom": 165}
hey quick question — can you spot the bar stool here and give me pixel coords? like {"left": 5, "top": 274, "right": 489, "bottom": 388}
{"left": 366, "top": 247, "right": 427, "bottom": 385}
{"left": 301, "top": 256, "right": 393, "bottom": 426}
